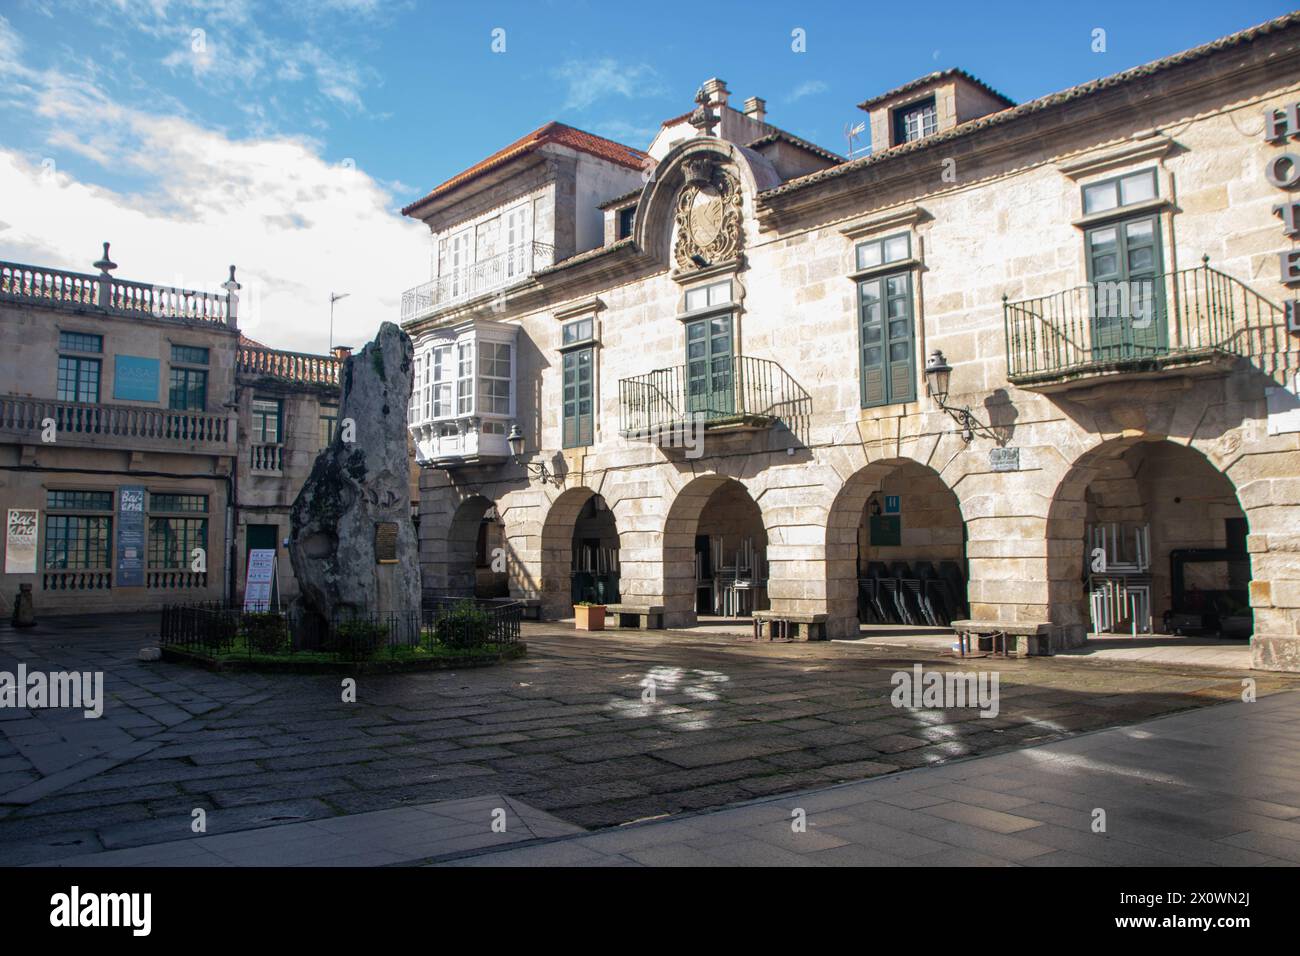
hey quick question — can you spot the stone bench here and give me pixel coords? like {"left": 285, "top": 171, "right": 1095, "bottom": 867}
{"left": 752, "top": 611, "right": 829, "bottom": 642}
{"left": 606, "top": 604, "right": 665, "bottom": 630}
{"left": 950, "top": 619, "right": 1053, "bottom": 657}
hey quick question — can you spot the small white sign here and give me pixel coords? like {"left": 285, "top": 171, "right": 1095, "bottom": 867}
{"left": 243, "top": 548, "right": 279, "bottom": 612}
{"left": 5, "top": 509, "right": 38, "bottom": 574}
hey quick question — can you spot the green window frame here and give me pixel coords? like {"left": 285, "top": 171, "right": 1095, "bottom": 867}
{"left": 894, "top": 97, "right": 937, "bottom": 144}
{"left": 685, "top": 314, "right": 734, "bottom": 418}
{"left": 168, "top": 367, "right": 207, "bottom": 410}
{"left": 855, "top": 232, "right": 912, "bottom": 272}
{"left": 170, "top": 344, "right": 210, "bottom": 365}
{"left": 1081, "top": 168, "right": 1158, "bottom": 216}
{"left": 562, "top": 347, "right": 594, "bottom": 448}
{"left": 251, "top": 398, "right": 282, "bottom": 443}
{"left": 43, "top": 490, "right": 113, "bottom": 570}
{"left": 858, "top": 270, "right": 916, "bottom": 408}
{"left": 148, "top": 516, "right": 208, "bottom": 569}
{"left": 58, "top": 332, "right": 102, "bottom": 353}
{"left": 57, "top": 355, "right": 101, "bottom": 403}
{"left": 149, "top": 493, "right": 208, "bottom": 514}
{"left": 319, "top": 403, "right": 338, "bottom": 449}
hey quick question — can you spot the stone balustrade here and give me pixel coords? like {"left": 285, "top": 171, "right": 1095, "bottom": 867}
{"left": 0, "top": 394, "right": 235, "bottom": 452}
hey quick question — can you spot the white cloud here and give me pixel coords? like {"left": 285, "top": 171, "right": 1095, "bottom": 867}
{"left": 0, "top": 75, "right": 426, "bottom": 354}
{"left": 554, "top": 58, "right": 663, "bottom": 112}
{"left": 786, "top": 79, "right": 829, "bottom": 102}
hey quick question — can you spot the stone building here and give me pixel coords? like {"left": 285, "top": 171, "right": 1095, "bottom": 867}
{"left": 0, "top": 249, "right": 376, "bottom": 613}
{"left": 402, "top": 13, "right": 1300, "bottom": 671}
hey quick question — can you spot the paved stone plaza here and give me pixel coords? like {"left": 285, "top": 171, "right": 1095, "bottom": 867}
{"left": 2, "top": 613, "right": 1297, "bottom": 866}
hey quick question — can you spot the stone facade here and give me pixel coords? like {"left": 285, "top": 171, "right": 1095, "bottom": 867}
{"left": 0, "top": 253, "right": 417, "bottom": 615}
{"left": 402, "top": 15, "right": 1300, "bottom": 670}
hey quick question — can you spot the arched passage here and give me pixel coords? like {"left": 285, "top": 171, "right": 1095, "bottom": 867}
{"left": 825, "top": 458, "right": 967, "bottom": 640}
{"left": 434, "top": 494, "right": 504, "bottom": 599}
{"left": 539, "top": 487, "right": 621, "bottom": 618}
{"left": 662, "top": 475, "right": 770, "bottom": 628}
{"left": 1046, "top": 438, "right": 1253, "bottom": 645}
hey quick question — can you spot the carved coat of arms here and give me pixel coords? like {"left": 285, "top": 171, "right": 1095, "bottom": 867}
{"left": 673, "top": 158, "right": 742, "bottom": 270}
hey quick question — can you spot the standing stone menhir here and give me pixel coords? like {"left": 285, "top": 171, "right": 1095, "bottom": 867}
{"left": 289, "top": 321, "right": 420, "bottom": 625}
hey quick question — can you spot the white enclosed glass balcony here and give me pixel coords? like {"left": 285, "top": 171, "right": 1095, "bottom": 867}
{"left": 400, "top": 242, "right": 554, "bottom": 323}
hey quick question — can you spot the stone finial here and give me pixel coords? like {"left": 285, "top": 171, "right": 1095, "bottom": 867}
{"left": 93, "top": 241, "right": 117, "bottom": 277}
{"left": 222, "top": 264, "right": 240, "bottom": 329}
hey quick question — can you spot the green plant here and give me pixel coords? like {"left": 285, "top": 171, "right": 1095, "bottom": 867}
{"left": 435, "top": 600, "right": 493, "bottom": 649}
{"left": 331, "top": 618, "right": 389, "bottom": 661}
{"left": 242, "top": 612, "right": 288, "bottom": 653}
{"left": 574, "top": 600, "right": 605, "bottom": 607}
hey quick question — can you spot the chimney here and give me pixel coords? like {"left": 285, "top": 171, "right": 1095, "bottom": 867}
{"left": 701, "top": 77, "right": 729, "bottom": 108}
{"left": 743, "top": 96, "right": 766, "bottom": 124}
{"left": 332, "top": 346, "right": 353, "bottom": 361}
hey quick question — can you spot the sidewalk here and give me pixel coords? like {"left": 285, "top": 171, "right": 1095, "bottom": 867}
{"left": 441, "top": 689, "right": 1300, "bottom": 866}
{"left": 40, "top": 795, "right": 581, "bottom": 867}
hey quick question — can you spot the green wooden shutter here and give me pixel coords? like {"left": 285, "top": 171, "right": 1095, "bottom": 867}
{"left": 884, "top": 273, "right": 915, "bottom": 404}
{"left": 562, "top": 347, "right": 593, "bottom": 448}
{"left": 859, "top": 273, "right": 915, "bottom": 407}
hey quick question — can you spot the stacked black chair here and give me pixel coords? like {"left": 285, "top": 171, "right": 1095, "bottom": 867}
{"left": 939, "top": 561, "right": 969, "bottom": 618}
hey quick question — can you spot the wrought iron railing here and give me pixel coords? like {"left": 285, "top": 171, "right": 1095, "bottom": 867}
{"left": 0, "top": 395, "right": 234, "bottom": 448}
{"left": 400, "top": 241, "right": 555, "bottom": 321}
{"left": 618, "top": 355, "right": 811, "bottom": 437}
{"left": 1003, "top": 257, "right": 1289, "bottom": 382}
{"left": 237, "top": 346, "right": 341, "bottom": 386}
{"left": 0, "top": 260, "right": 234, "bottom": 325}
{"left": 160, "top": 599, "right": 522, "bottom": 662}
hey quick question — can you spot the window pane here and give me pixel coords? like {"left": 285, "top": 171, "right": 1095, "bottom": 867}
{"left": 1083, "top": 181, "right": 1118, "bottom": 214}
{"left": 171, "top": 345, "right": 209, "bottom": 365}
{"left": 47, "top": 490, "right": 113, "bottom": 511}
{"left": 1120, "top": 171, "right": 1156, "bottom": 205}
{"left": 59, "top": 332, "right": 102, "bottom": 353}
{"left": 856, "top": 241, "right": 882, "bottom": 270}
{"left": 708, "top": 281, "right": 731, "bottom": 306}
{"left": 883, "top": 235, "right": 910, "bottom": 263}
{"left": 685, "top": 288, "right": 707, "bottom": 311}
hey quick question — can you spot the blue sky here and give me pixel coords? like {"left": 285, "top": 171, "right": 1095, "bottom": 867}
{"left": 0, "top": 0, "right": 1293, "bottom": 351}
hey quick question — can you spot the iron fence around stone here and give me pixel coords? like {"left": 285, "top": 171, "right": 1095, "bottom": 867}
{"left": 159, "top": 598, "right": 522, "bottom": 663}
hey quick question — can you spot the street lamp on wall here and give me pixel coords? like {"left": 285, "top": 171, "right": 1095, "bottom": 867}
{"left": 924, "top": 350, "right": 991, "bottom": 444}
{"left": 506, "top": 423, "right": 561, "bottom": 486}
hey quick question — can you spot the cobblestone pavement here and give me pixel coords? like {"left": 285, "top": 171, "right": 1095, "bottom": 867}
{"left": 2, "top": 614, "right": 1295, "bottom": 865}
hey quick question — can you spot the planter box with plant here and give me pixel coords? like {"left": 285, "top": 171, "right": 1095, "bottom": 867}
{"left": 574, "top": 601, "right": 606, "bottom": 631}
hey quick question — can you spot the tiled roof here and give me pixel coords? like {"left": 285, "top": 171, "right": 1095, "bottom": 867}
{"left": 597, "top": 187, "right": 643, "bottom": 211}
{"left": 857, "top": 68, "right": 1015, "bottom": 111}
{"left": 402, "top": 122, "right": 648, "bottom": 217}
{"left": 660, "top": 109, "right": 694, "bottom": 127}
{"left": 763, "top": 11, "right": 1300, "bottom": 201}
{"left": 239, "top": 334, "right": 271, "bottom": 349}
{"left": 746, "top": 130, "right": 845, "bottom": 164}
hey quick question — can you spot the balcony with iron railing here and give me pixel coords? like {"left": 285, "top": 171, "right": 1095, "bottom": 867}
{"left": 618, "top": 355, "right": 812, "bottom": 440}
{"left": 400, "top": 242, "right": 555, "bottom": 323}
{"left": 1002, "top": 257, "right": 1291, "bottom": 391}
{"left": 0, "top": 394, "right": 236, "bottom": 454}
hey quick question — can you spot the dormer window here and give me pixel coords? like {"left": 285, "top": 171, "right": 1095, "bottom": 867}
{"left": 616, "top": 206, "right": 636, "bottom": 240}
{"left": 894, "top": 97, "right": 937, "bottom": 145}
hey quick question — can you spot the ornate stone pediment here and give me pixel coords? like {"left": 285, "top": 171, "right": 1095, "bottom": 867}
{"left": 673, "top": 160, "right": 742, "bottom": 271}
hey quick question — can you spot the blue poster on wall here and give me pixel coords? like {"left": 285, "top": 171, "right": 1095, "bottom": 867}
{"left": 117, "top": 486, "right": 146, "bottom": 587}
{"left": 113, "top": 355, "right": 160, "bottom": 402}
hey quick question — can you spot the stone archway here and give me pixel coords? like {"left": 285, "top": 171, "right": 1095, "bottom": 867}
{"left": 428, "top": 494, "right": 499, "bottom": 599}
{"left": 539, "top": 487, "right": 621, "bottom": 618}
{"left": 825, "top": 458, "right": 968, "bottom": 640}
{"left": 661, "top": 475, "right": 769, "bottom": 628}
{"left": 1046, "top": 437, "right": 1253, "bottom": 646}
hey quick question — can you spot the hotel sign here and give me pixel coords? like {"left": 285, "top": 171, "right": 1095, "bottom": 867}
{"left": 1264, "top": 102, "right": 1300, "bottom": 335}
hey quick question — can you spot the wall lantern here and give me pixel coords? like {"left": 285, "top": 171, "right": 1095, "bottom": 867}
{"left": 507, "top": 423, "right": 561, "bottom": 486}
{"left": 924, "top": 350, "right": 991, "bottom": 444}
